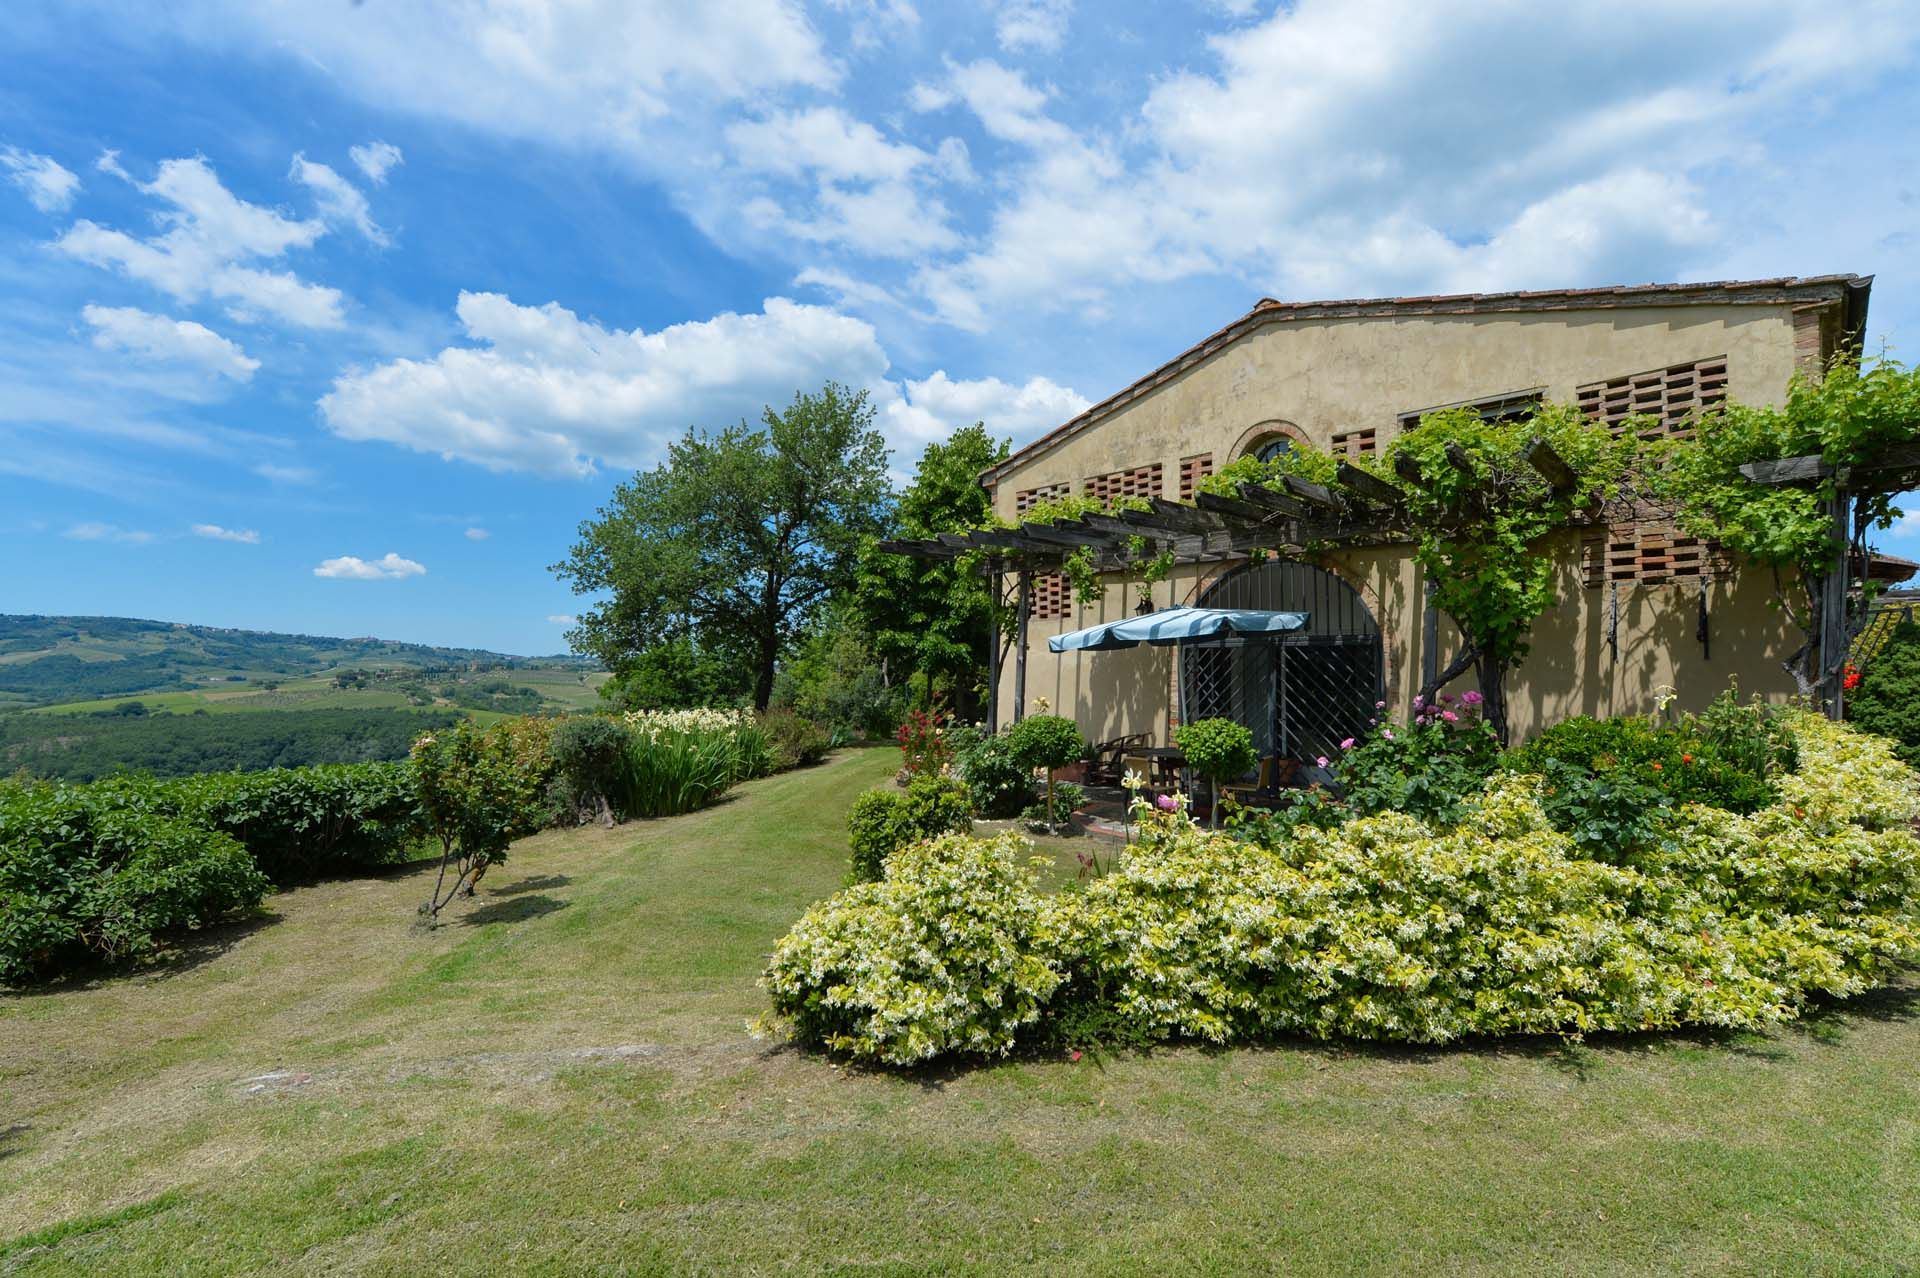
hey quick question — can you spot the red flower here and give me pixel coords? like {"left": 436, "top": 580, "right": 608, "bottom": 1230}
{"left": 1681, "top": 753, "right": 1693, "bottom": 764}
{"left": 1843, "top": 662, "right": 1863, "bottom": 691}
{"left": 1650, "top": 761, "right": 1663, "bottom": 771}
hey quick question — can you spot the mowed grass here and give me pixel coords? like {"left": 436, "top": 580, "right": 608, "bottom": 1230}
{"left": 3, "top": 748, "right": 1919, "bottom": 1275}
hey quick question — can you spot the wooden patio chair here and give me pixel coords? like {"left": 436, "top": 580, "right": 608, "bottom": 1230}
{"left": 1088, "top": 732, "right": 1151, "bottom": 786}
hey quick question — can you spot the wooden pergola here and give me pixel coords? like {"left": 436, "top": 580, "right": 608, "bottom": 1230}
{"left": 878, "top": 442, "right": 1586, "bottom": 730}
{"left": 1738, "top": 443, "right": 1920, "bottom": 714}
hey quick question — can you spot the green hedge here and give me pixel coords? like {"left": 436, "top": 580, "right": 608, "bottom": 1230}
{"left": 0, "top": 784, "right": 269, "bottom": 983}
{"left": 766, "top": 712, "right": 1920, "bottom": 1064}
{"left": 91, "top": 762, "right": 425, "bottom": 883}
{"left": 846, "top": 773, "right": 973, "bottom": 883}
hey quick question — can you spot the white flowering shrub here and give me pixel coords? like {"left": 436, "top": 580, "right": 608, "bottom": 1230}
{"left": 762, "top": 832, "right": 1065, "bottom": 1064}
{"left": 767, "top": 715, "right": 1920, "bottom": 1061}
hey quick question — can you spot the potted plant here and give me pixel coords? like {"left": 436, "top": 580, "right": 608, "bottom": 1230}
{"left": 1008, "top": 713, "right": 1087, "bottom": 834}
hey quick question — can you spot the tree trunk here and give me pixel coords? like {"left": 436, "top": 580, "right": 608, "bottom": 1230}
{"left": 1475, "top": 651, "right": 1511, "bottom": 746}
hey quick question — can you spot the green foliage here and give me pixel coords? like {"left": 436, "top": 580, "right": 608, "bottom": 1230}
{"left": 1022, "top": 780, "right": 1084, "bottom": 828}
{"left": 772, "top": 714, "right": 1920, "bottom": 1061}
{"left": 410, "top": 722, "right": 546, "bottom": 919}
{"left": 1506, "top": 690, "right": 1795, "bottom": 826}
{"left": 1, "top": 783, "right": 268, "bottom": 983}
{"left": 1173, "top": 718, "right": 1257, "bottom": 782}
{"left": 1392, "top": 404, "right": 1635, "bottom": 736}
{"left": 554, "top": 382, "right": 894, "bottom": 710}
{"left": 0, "top": 707, "right": 461, "bottom": 782}
{"left": 121, "top": 763, "right": 424, "bottom": 883}
{"left": 771, "top": 602, "right": 903, "bottom": 739}
{"left": 1010, "top": 494, "right": 1151, "bottom": 606}
{"left": 1847, "top": 621, "right": 1920, "bottom": 765}
{"left": 1006, "top": 714, "right": 1085, "bottom": 772}
{"left": 547, "top": 715, "right": 632, "bottom": 825}
{"left": 1336, "top": 693, "right": 1503, "bottom": 825}
{"left": 757, "top": 708, "right": 831, "bottom": 771}
{"left": 950, "top": 728, "right": 1032, "bottom": 818}
{"left": 764, "top": 832, "right": 1065, "bottom": 1064}
{"left": 846, "top": 773, "right": 975, "bottom": 883}
{"left": 610, "top": 712, "right": 761, "bottom": 821}
{"left": 1008, "top": 713, "right": 1085, "bottom": 832}
{"left": 1194, "top": 439, "right": 1341, "bottom": 499}
{"left": 854, "top": 425, "right": 1009, "bottom": 711}
{"left": 1656, "top": 355, "right": 1920, "bottom": 588}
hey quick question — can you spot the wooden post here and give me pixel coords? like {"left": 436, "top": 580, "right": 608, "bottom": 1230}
{"left": 1819, "top": 489, "right": 1852, "bottom": 717}
{"left": 986, "top": 565, "right": 1002, "bottom": 734}
{"left": 1014, "top": 566, "right": 1031, "bottom": 724}
{"left": 1421, "top": 577, "right": 1438, "bottom": 692}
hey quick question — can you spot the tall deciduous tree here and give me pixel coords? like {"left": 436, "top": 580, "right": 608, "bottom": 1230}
{"left": 554, "top": 383, "right": 892, "bottom": 710}
{"left": 854, "top": 424, "right": 1009, "bottom": 714}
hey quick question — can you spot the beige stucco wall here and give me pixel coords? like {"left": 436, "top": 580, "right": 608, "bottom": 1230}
{"left": 991, "top": 303, "right": 1801, "bottom": 517}
{"left": 991, "top": 300, "right": 1813, "bottom": 745}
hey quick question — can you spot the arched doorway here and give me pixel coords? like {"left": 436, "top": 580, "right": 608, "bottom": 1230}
{"left": 1181, "top": 561, "right": 1383, "bottom": 766}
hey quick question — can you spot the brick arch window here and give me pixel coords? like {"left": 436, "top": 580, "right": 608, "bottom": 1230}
{"left": 1229, "top": 419, "right": 1308, "bottom": 463}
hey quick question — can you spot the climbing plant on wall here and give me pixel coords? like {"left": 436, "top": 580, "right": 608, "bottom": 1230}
{"left": 1652, "top": 352, "right": 1920, "bottom": 693}
{"left": 1387, "top": 403, "right": 1637, "bottom": 742}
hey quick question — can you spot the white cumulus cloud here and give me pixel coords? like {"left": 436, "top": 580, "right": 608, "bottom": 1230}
{"left": 313, "top": 552, "right": 427, "bottom": 580}
{"left": 546, "top": 614, "right": 577, "bottom": 625}
{"left": 2, "top": 147, "right": 80, "bottom": 212}
{"left": 290, "top": 154, "right": 388, "bottom": 245}
{"left": 349, "top": 140, "right": 404, "bottom": 184}
{"left": 319, "top": 290, "right": 1088, "bottom": 477}
{"left": 192, "top": 523, "right": 260, "bottom": 543}
{"left": 81, "top": 304, "right": 260, "bottom": 381}
{"left": 464, "top": 526, "right": 489, "bottom": 540}
{"left": 995, "top": 0, "right": 1073, "bottom": 53}
{"left": 57, "top": 155, "right": 345, "bottom": 329}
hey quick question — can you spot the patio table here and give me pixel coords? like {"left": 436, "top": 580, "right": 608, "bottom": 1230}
{"left": 1134, "top": 746, "right": 1187, "bottom": 793}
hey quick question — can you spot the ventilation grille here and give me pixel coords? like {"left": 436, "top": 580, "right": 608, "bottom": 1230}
{"left": 1577, "top": 357, "right": 1728, "bottom": 440}
{"left": 1330, "top": 428, "right": 1377, "bottom": 458}
{"left": 1028, "top": 572, "right": 1071, "bottom": 619}
{"left": 1179, "top": 453, "right": 1214, "bottom": 501}
{"left": 1014, "top": 481, "right": 1071, "bottom": 515}
{"left": 1582, "top": 519, "right": 1729, "bottom": 586}
{"left": 1083, "top": 463, "right": 1163, "bottom": 504}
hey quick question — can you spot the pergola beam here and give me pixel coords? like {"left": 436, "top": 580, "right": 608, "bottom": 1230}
{"left": 1334, "top": 461, "right": 1404, "bottom": 508}
{"left": 1523, "top": 437, "right": 1577, "bottom": 492}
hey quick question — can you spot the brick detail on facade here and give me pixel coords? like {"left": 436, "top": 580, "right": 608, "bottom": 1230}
{"left": 1028, "top": 572, "right": 1071, "bottom": 619}
{"left": 1014, "top": 481, "right": 1071, "bottom": 515}
{"left": 1576, "top": 356, "right": 1728, "bottom": 440}
{"left": 1330, "top": 427, "right": 1378, "bottom": 458}
{"left": 1581, "top": 519, "right": 1730, "bottom": 587}
{"left": 1178, "top": 453, "right": 1214, "bottom": 501}
{"left": 1083, "top": 462, "right": 1164, "bottom": 505}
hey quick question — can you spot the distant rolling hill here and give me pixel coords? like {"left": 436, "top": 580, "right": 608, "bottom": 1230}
{"left": 0, "top": 615, "right": 608, "bottom": 780}
{"left": 0, "top": 614, "right": 592, "bottom": 709}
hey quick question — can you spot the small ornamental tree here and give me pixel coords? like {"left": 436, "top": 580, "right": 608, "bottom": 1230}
{"left": 1387, "top": 403, "right": 1634, "bottom": 743}
{"left": 410, "top": 722, "right": 545, "bottom": 924}
{"left": 1174, "top": 717, "right": 1257, "bottom": 827}
{"left": 1007, "top": 713, "right": 1086, "bottom": 833}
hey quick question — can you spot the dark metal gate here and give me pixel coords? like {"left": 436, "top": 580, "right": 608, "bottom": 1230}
{"left": 1180, "top": 562, "right": 1383, "bottom": 767}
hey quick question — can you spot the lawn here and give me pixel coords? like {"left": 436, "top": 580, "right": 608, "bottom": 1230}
{"left": 3, "top": 747, "right": 1918, "bottom": 1275}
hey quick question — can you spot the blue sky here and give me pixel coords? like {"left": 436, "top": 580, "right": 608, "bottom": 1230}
{"left": 4, "top": 1, "right": 1920, "bottom": 655}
